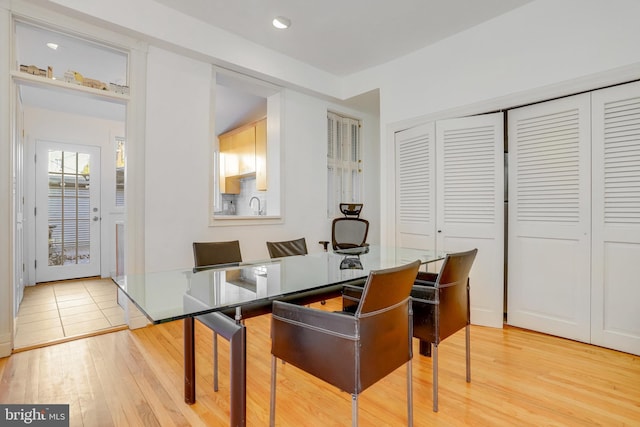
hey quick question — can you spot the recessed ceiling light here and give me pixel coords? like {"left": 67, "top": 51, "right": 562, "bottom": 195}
{"left": 46, "top": 42, "right": 58, "bottom": 50}
{"left": 272, "top": 16, "right": 291, "bottom": 29}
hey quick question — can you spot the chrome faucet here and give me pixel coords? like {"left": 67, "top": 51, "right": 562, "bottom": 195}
{"left": 249, "top": 196, "right": 261, "bottom": 215}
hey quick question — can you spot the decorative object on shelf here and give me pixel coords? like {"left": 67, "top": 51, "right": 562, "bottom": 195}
{"left": 61, "top": 70, "right": 108, "bottom": 90}
{"left": 20, "top": 64, "right": 48, "bottom": 77}
{"left": 63, "top": 70, "right": 75, "bottom": 83}
{"left": 109, "top": 82, "right": 130, "bottom": 95}
{"left": 82, "top": 77, "right": 108, "bottom": 90}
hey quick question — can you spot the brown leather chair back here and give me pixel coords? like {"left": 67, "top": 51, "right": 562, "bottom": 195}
{"left": 266, "top": 238, "right": 308, "bottom": 258}
{"left": 192, "top": 240, "right": 242, "bottom": 268}
{"left": 412, "top": 248, "right": 477, "bottom": 344}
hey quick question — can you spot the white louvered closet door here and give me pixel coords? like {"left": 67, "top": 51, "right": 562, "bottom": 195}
{"left": 507, "top": 94, "right": 592, "bottom": 342}
{"left": 591, "top": 82, "right": 640, "bottom": 355}
{"left": 436, "top": 113, "right": 504, "bottom": 328}
{"left": 395, "top": 122, "right": 436, "bottom": 250}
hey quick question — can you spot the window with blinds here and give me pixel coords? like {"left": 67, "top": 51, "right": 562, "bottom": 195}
{"left": 327, "top": 112, "right": 362, "bottom": 218}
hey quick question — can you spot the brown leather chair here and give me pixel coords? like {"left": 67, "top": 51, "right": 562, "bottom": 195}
{"left": 269, "top": 259, "right": 421, "bottom": 426}
{"left": 412, "top": 248, "right": 477, "bottom": 412}
{"left": 266, "top": 237, "right": 308, "bottom": 258}
{"left": 192, "top": 240, "right": 242, "bottom": 392}
{"left": 319, "top": 203, "right": 369, "bottom": 252}
{"left": 193, "top": 240, "right": 242, "bottom": 269}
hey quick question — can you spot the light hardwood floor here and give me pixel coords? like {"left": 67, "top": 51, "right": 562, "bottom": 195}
{"left": 13, "top": 278, "right": 127, "bottom": 351}
{"left": 1, "top": 298, "right": 639, "bottom": 426}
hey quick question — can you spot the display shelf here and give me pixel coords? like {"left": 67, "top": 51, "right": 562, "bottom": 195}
{"left": 11, "top": 70, "right": 130, "bottom": 104}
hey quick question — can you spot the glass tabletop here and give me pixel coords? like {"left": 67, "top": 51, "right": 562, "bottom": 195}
{"left": 112, "top": 246, "right": 444, "bottom": 324}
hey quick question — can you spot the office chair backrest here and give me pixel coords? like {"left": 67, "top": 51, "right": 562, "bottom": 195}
{"left": 266, "top": 238, "right": 308, "bottom": 259}
{"left": 193, "top": 240, "right": 242, "bottom": 268}
{"left": 332, "top": 203, "right": 369, "bottom": 250}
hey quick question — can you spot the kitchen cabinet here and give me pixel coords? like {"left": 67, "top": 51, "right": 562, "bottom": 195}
{"left": 255, "top": 119, "right": 267, "bottom": 191}
{"left": 218, "top": 119, "right": 266, "bottom": 194}
{"left": 218, "top": 118, "right": 267, "bottom": 194}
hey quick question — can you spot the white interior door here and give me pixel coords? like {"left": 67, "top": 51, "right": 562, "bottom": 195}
{"left": 35, "top": 141, "right": 101, "bottom": 282}
{"left": 436, "top": 113, "right": 505, "bottom": 328}
{"left": 591, "top": 81, "right": 640, "bottom": 355}
{"left": 395, "top": 122, "right": 436, "bottom": 250}
{"left": 507, "top": 94, "right": 591, "bottom": 342}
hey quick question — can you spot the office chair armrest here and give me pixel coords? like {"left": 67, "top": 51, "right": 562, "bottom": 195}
{"left": 318, "top": 240, "right": 330, "bottom": 251}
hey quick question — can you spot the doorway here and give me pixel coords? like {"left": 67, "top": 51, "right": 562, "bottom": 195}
{"left": 35, "top": 141, "right": 102, "bottom": 282}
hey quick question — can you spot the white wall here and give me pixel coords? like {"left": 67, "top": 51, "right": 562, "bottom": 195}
{"left": 341, "top": 0, "right": 640, "bottom": 243}
{"left": 22, "top": 106, "right": 125, "bottom": 282}
{"left": 0, "top": 3, "right": 13, "bottom": 357}
{"left": 345, "top": 0, "right": 640, "bottom": 123}
{"left": 143, "top": 47, "right": 380, "bottom": 271}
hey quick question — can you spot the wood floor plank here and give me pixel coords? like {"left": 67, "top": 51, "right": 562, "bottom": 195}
{"left": 1, "top": 297, "right": 639, "bottom": 426}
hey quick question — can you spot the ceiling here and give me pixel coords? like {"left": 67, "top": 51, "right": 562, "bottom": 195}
{"left": 154, "top": 0, "right": 532, "bottom": 76}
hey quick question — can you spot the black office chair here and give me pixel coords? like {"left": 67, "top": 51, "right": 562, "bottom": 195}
{"left": 319, "top": 203, "right": 369, "bottom": 252}
{"left": 266, "top": 237, "right": 308, "bottom": 258}
{"left": 192, "top": 240, "right": 242, "bottom": 392}
{"left": 412, "top": 248, "right": 477, "bottom": 412}
{"left": 269, "top": 260, "right": 421, "bottom": 426}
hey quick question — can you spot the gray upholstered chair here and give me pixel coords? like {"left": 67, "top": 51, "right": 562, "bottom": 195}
{"left": 411, "top": 248, "right": 477, "bottom": 412}
{"left": 192, "top": 240, "right": 242, "bottom": 392}
{"left": 266, "top": 237, "right": 308, "bottom": 258}
{"left": 269, "top": 259, "right": 421, "bottom": 427}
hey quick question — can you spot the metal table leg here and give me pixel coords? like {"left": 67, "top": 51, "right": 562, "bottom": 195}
{"left": 184, "top": 317, "right": 196, "bottom": 404}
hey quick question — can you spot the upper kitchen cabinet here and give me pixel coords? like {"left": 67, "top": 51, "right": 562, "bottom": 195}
{"left": 218, "top": 118, "right": 267, "bottom": 193}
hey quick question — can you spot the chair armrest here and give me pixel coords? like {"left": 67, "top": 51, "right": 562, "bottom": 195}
{"left": 272, "top": 300, "right": 357, "bottom": 337}
{"left": 318, "top": 240, "right": 330, "bottom": 251}
{"left": 416, "top": 270, "right": 438, "bottom": 285}
{"left": 341, "top": 284, "right": 364, "bottom": 313}
{"left": 411, "top": 284, "right": 437, "bottom": 302}
{"left": 272, "top": 300, "right": 360, "bottom": 392}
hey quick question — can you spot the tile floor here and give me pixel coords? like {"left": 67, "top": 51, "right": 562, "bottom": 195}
{"left": 14, "top": 278, "right": 127, "bottom": 350}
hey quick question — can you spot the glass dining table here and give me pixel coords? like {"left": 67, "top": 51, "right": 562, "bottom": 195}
{"left": 112, "top": 245, "right": 444, "bottom": 427}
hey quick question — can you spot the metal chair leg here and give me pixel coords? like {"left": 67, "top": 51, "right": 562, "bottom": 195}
{"left": 407, "top": 359, "right": 413, "bottom": 426}
{"left": 466, "top": 324, "right": 471, "bottom": 383}
{"left": 270, "top": 355, "right": 277, "bottom": 427}
{"left": 351, "top": 393, "right": 358, "bottom": 427}
{"left": 433, "top": 343, "right": 438, "bottom": 412}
